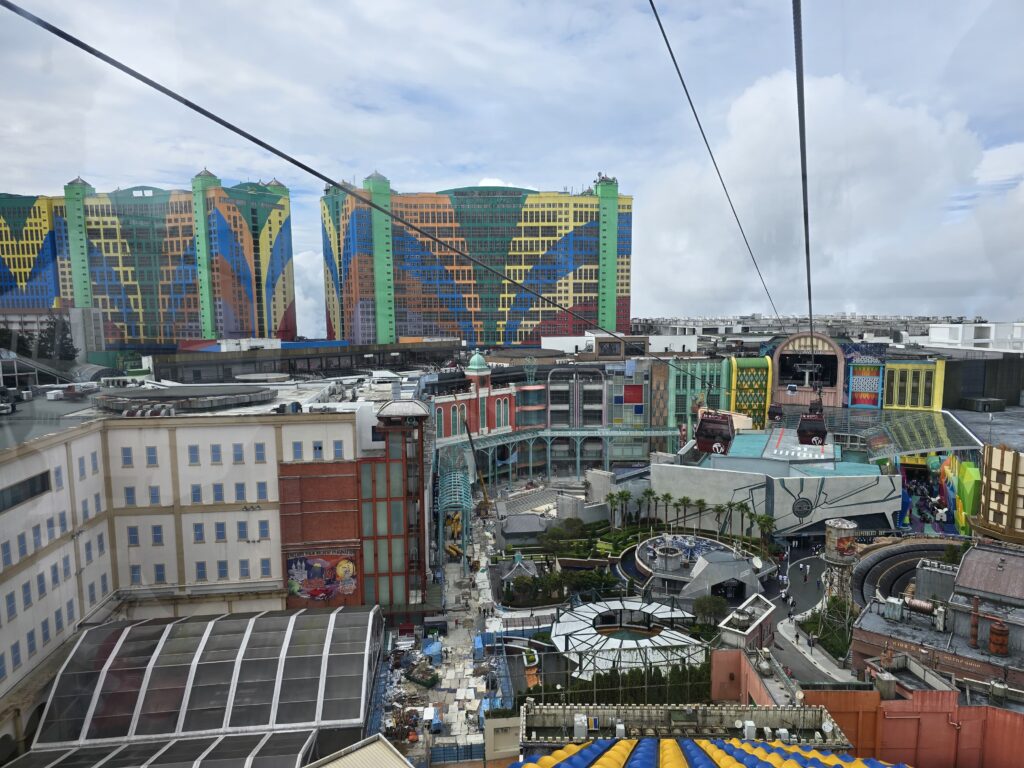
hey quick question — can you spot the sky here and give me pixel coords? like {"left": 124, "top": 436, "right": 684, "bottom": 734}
{"left": 2, "top": 0, "right": 1022, "bottom": 338}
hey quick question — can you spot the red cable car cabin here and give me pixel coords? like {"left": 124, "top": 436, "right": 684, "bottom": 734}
{"left": 695, "top": 411, "right": 735, "bottom": 454}
{"left": 797, "top": 412, "right": 828, "bottom": 445}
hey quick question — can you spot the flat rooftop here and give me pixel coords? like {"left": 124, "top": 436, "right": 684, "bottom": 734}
{"left": 0, "top": 397, "right": 101, "bottom": 452}
{"left": 951, "top": 405, "right": 1024, "bottom": 452}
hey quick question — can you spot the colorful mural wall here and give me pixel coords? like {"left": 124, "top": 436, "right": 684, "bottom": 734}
{"left": 941, "top": 454, "right": 981, "bottom": 535}
{"left": 725, "top": 356, "right": 772, "bottom": 429}
{"left": 322, "top": 174, "right": 632, "bottom": 346}
{"left": 0, "top": 173, "right": 296, "bottom": 347}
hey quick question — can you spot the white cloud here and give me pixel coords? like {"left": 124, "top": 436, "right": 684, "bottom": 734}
{"left": 1, "top": 0, "right": 1022, "bottom": 333}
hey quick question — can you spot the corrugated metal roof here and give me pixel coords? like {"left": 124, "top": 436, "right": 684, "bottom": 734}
{"left": 955, "top": 545, "right": 1024, "bottom": 605}
{"left": 308, "top": 733, "right": 413, "bottom": 768}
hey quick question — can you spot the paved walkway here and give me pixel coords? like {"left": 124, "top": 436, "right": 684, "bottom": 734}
{"left": 764, "top": 550, "right": 855, "bottom": 683}
{"left": 775, "top": 616, "right": 853, "bottom": 681}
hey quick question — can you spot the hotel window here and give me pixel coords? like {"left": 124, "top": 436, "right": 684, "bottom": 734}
{"left": 195, "top": 561, "right": 207, "bottom": 581}
{"left": 154, "top": 564, "right": 166, "bottom": 583}
{"left": 215, "top": 522, "right": 226, "bottom": 542}
{"left": 66, "top": 599, "right": 74, "bottom": 623}
{"left": 292, "top": 441, "right": 303, "bottom": 461}
{"left": 258, "top": 520, "right": 270, "bottom": 539}
{"left": 17, "top": 533, "right": 27, "bottom": 559}
{"left": 217, "top": 560, "right": 228, "bottom": 580}
{"left": 188, "top": 444, "right": 200, "bottom": 465}
{"left": 51, "top": 563, "right": 59, "bottom": 588}
{"left": 239, "top": 559, "right": 250, "bottom": 579}
{"left": 237, "top": 521, "right": 248, "bottom": 541}
{"left": 255, "top": 442, "right": 266, "bottom": 463}
{"left": 5, "top": 592, "right": 15, "bottom": 620}
{"left": 130, "top": 565, "right": 142, "bottom": 585}
{"left": 46, "top": 518, "right": 55, "bottom": 542}
{"left": 313, "top": 441, "right": 324, "bottom": 460}
{"left": 101, "top": 573, "right": 108, "bottom": 595}
{"left": 213, "top": 483, "right": 224, "bottom": 502}
{"left": 11, "top": 641, "right": 21, "bottom": 669}
{"left": 85, "top": 541, "right": 93, "bottom": 564}
{"left": 121, "top": 447, "right": 133, "bottom": 468}
{"left": 54, "top": 466, "right": 63, "bottom": 490}
{"left": 81, "top": 499, "right": 89, "bottom": 521}
{"left": 78, "top": 456, "right": 86, "bottom": 480}
{"left": 145, "top": 446, "right": 158, "bottom": 467}
{"left": 233, "top": 443, "right": 244, "bottom": 464}
{"left": 54, "top": 609, "right": 63, "bottom": 633}
{"left": 0, "top": 541, "right": 9, "bottom": 568}
{"left": 91, "top": 451, "right": 99, "bottom": 474}
{"left": 149, "top": 486, "right": 161, "bottom": 506}
{"left": 94, "top": 492, "right": 101, "bottom": 514}
{"left": 37, "top": 573, "right": 47, "bottom": 598}
{"left": 97, "top": 532, "right": 105, "bottom": 555}
{"left": 234, "top": 483, "right": 246, "bottom": 502}
{"left": 151, "top": 525, "right": 163, "bottom": 546}
{"left": 193, "top": 523, "right": 205, "bottom": 543}
{"left": 191, "top": 484, "right": 202, "bottom": 504}
{"left": 260, "top": 558, "right": 271, "bottom": 578}
{"left": 210, "top": 444, "right": 222, "bottom": 464}
{"left": 256, "top": 482, "right": 268, "bottom": 501}
{"left": 32, "top": 525, "right": 42, "bottom": 551}
{"left": 124, "top": 486, "right": 136, "bottom": 506}
{"left": 26, "top": 630, "right": 36, "bottom": 657}
{"left": 88, "top": 583, "right": 96, "bottom": 605}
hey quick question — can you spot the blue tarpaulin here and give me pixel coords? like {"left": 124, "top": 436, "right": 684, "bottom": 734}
{"left": 423, "top": 639, "right": 443, "bottom": 665}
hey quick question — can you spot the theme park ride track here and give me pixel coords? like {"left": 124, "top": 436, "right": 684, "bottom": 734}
{"left": 851, "top": 540, "right": 950, "bottom": 607}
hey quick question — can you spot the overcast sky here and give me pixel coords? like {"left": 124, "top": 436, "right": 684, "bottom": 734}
{"left": 2, "top": 0, "right": 1022, "bottom": 338}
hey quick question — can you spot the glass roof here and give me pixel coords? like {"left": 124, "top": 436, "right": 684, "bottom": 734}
{"left": 5, "top": 733, "right": 318, "bottom": 768}
{"left": 30, "top": 607, "right": 380, "bottom": 751}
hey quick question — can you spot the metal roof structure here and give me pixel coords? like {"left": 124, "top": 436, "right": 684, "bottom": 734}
{"left": 549, "top": 598, "right": 704, "bottom": 680}
{"left": 306, "top": 733, "right": 413, "bottom": 768}
{"left": 9, "top": 608, "right": 383, "bottom": 768}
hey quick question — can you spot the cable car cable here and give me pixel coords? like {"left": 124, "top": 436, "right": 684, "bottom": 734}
{"left": 2, "top": 0, "right": 746, "bottom": 404}
{"left": 647, "top": 0, "right": 789, "bottom": 337}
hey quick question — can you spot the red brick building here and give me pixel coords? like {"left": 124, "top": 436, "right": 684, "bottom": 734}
{"left": 280, "top": 401, "right": 429, "bottom": 616}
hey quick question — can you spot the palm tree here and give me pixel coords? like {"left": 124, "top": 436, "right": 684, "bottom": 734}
{"left": 693, "top": 499, "right": 707, "bottom": 533}
{"left": 737, "top": 501, "right": 751, "bottom": 539}
{"left": 725, "top": 501, "right": 738, "bottom": 537}
{"left": 672, "top": 500, "right": 684, "bottom": 534}
{"left": 660, "top": 493, "right": 674, "bottom": 530}
{"left": 619, "top": 490, "right": 633, "bottom": 528}
{"left": 712, "top": 504, "right": 728, "bottom": 536}
{"left": 640, "top": 488, "right": 657, "bottom": 523}
{"left": 605, "top": 492, "right": 618, "bottom": 531}
{"left": 756, "top": 513, "right": 776, "bottom": 548}
{"left": 679, "top": 496, "right": 692, "bottom": 531}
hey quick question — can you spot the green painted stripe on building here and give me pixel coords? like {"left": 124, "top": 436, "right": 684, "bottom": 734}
{"left": 596, "top": 178, "right": 619, "bottom": 330}
{"left": 364, "top": 174, "right": 396, "bottom": 344}
{"left": 191, "top": 172, "right": 220, "bottom": 338}
{"left": 63, "top": 179, "right": 94, "bottom": 311}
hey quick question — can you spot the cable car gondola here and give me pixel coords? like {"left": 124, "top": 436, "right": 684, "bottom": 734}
{"left": 797, "top": 391, "right": 828, "bottom": 446}
{"left": 695, "top": 411, "right": 735, "bottom": 455}
{"left": 767, "top": 403, "right": 785, "bottom": 423}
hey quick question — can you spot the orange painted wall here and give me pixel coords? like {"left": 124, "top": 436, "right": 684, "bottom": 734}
{"left": 709, "top": 649, "right": 775, "bottom": 706}
{"left": 802, "top": 689, "right": 881, "bottom": 757}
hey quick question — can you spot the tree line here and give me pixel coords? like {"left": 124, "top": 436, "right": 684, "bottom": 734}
{"left": 603, "top": 489, "right": 777, "bottom": 545}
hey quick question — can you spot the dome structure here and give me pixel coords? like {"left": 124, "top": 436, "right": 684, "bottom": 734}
{"left": 466, "top": 350, "right": 490, "bottom": 376}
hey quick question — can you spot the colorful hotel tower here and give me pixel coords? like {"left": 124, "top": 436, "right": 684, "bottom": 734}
{"left": 0, "top": 171, "right": 295, "bottom": 347}
{"left": 321, "top": 173, "right": 632, "bottom": 346}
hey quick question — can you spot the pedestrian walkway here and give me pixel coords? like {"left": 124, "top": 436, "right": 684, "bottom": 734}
{"left": 775, "top": 618, "right": 853, "bottom": 681}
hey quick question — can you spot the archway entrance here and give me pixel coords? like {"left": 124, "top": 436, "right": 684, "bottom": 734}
{"left": 772, "top": 332, "right": 845, "bottom": 408}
